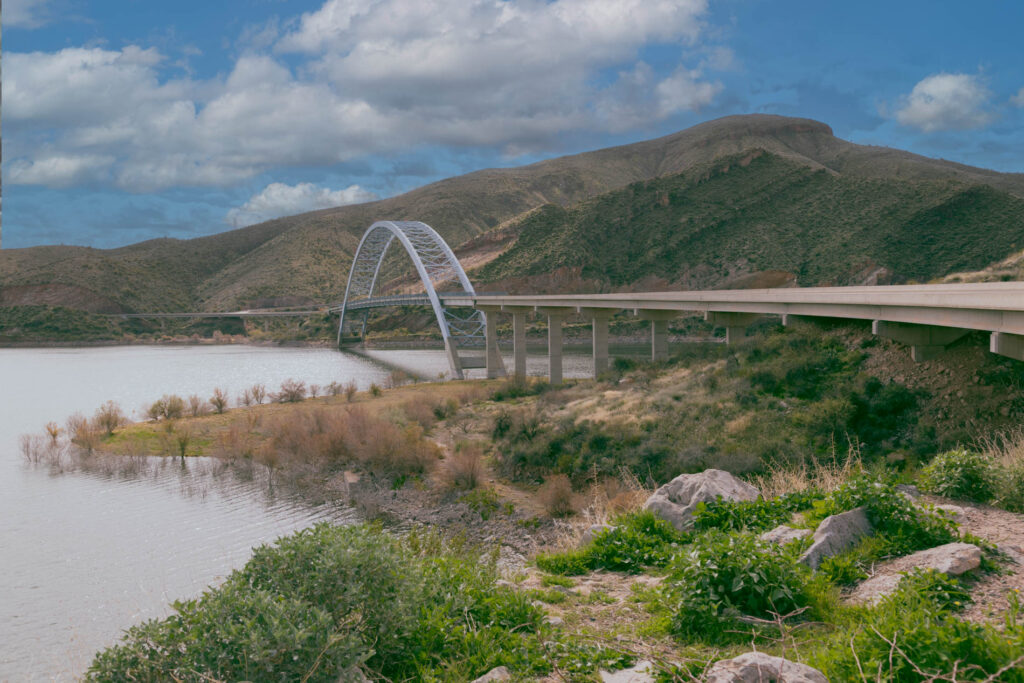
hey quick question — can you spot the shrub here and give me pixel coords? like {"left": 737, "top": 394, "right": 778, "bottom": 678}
{"left": 277, "top": 379, "right": 307, "bottom": 403}
{"left": 93, "top": 400, "right": 125, "bottom": 436}
{"left": 309, "top": 383, "right": 321, "bottom": 398}
{"left": 250, "top": 383, "right": 268, "bottom": 405}
{"left": 209, "top": 387, "right": 229, "bottom": 414}
{"left": 187, "top": 394, "right": 209, "bottom": 416}
{"left": 919, "top": 448, "right": 996, "bottom": 502}
{"left": 446, "top": 443, "right": 484, "bottom": 490}
{"left": 663, "top": 530, "right": 812, "bottom": 639}
{"left": 996, "top": 464, "right": 1024, "bottom": 513}
{"left": 821, "top": 475, "right": 959, "bottom": 556}
{"left": 344, "top": 381, "right": 358, "bottom": 402}
{"left": 369, "top": 383, "right": 383, "bottom": 397}
{"left": 402, "top": 400, "right": 436, "bottom": 430}
{"left": 539, "top": 474, "right": 575, "bottom": 517}
{"left": 149, "top": 394, "right": 185, "bottom": 421}
{"left": 67, "top": 412, "right": 101, "bottom": 453}
{"left": 87, "top": 524, "right": 549, "bottom": 682}
{"left": 692, "top": 490, "right": 824, "bottom": 533}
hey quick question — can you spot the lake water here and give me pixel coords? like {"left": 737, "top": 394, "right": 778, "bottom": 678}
{"left": 0, "top": 343, "right": 609, "bottom": 680}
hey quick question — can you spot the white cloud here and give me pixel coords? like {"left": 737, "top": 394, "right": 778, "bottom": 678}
{"left": 1012, "top": 87, "right": 1024, "bottom": 107}
{"left": 4, "top": 0, "right": 724, "bottom": 191}
{"left": 4, "top": 0, "right": 51, "bottom": 28}
{"left": 226, "top": 182, "right": 377, "bottom": 227}
{"left": 6, "top": 154, "right": 115, "bottom": 187}
{"left": 895, "top": 73, "right": 993, "bottom": 132}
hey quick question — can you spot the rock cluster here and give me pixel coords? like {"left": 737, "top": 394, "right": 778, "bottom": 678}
{"left": 705, "top": 652, "right": 828, "bottom": 682}
{"left": 848, "top": 542, "right": 982, "bottom": 605}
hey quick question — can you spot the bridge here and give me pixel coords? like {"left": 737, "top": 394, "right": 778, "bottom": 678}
{"left": 338, "top": 220, "right": 1024, "bottom": 383}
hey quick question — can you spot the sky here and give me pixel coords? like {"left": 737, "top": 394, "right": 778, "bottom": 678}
{"left": 3, "top": 0, "right": 1024, "bottom": 249}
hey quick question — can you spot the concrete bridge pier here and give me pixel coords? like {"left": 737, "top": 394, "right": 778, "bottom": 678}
{"left": 502, "top": 306, "right": 532, "bottom": 381}
{"left": 538, "top": 307, "right": 575, "bottom": 385}
{"left": 872, "top": 320, "right": 968, "bottom": 362}
{"left": 706, "top": 312, "right": 759, "bottom": 344}
{"left": 992, "top": 332, "right": 1024, "bottom": 362}
{"left": 638, "top": 310, "right": 679, "bottom": 362}
{"left": 581, "top": 307, "right": 620, "bottom": 378}
{"left": 478, "top": 307, "right": 508, "bottom": 379}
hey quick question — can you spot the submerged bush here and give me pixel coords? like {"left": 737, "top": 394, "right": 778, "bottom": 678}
{"left": 87, "top": 524, "right": 548, "bottom": 682}
{"left": 919, "top": 448, "right": 996, "bottom": 502}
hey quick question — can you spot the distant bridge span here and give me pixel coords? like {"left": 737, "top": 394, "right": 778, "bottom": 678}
{"left": 336, "top": 220, "right": 1024, "bottom": 383}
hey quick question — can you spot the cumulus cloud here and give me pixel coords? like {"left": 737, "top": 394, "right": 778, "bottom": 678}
{"left": 4, "top": 0, "right": 724, "bottom": 191}
{"left": 894, "top": 73, "right": 993, "bottom": 132}
{"left": 226, "top": 182, "right": 377, "bottom": 227}
{"left": 5, "top": 0, "right": 52, "bottom": 28}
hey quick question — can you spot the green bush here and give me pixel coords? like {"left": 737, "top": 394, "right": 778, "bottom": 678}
{"left": 821, "top": 475, "right": 959, "bottom": 556}
{"left": 692, "top": 490, "right": 825, "bottom": 533}
{"left": 88, "top": 524, "right": 550, "bottom": 682}
{"left": 919, "top": 448, "right": 996, "bottom": 502}
{"left": 536, "top": 510, "right": 687, "bottom": 575}
{"left": 995, "top": 463, "right": 1024, "bottom": 512}
{"left": 663, "top": 530, "right": 812, "bottom": 639}
{"left": 813, "top": 572, "right": 1024, "bottom": 682}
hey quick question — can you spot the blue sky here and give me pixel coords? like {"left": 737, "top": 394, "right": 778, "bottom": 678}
{"left": 4, "top": 0, "right": 1024, "bottom": 249}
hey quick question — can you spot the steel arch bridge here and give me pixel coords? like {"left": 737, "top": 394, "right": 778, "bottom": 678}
{"left": 334, "top": 220, "right": 488, "bottom": 379}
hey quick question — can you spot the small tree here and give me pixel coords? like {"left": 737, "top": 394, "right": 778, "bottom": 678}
{"left": 210, "top": 388, "right": 229, "bottom": 414}
{"left": 188, "top": 394, "right": 208, "bottom": 417}
{"left": 44, "top": 421, "right": 62, "bottom": 446}
{"left": 309, "top": 384, "right": 321, "bottom": 399}
{"left": 239, "top": 388, "right": 254, "bottom": 407}
{"left": 250, "top": 384, "right": 268, "bottom": 405}
{"left": 94, "top": 400, "right": 125, "bottom": 436}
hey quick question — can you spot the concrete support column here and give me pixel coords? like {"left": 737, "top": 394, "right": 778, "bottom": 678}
{"left": 478, "top": 307, "right": 507, "bottom": 379}
{"left": 537, "top": 307, "right": 575, "bottom": 385}
{"left": 580, "top": 307, "right": 620, "bottom": 379}
{"left": 503, "top": 306, "right": 532, "bottom": 381}
{"left": 991, "top": 332, "right": 1024, "bottom": 362}
{"left": 638, "top": 310, "right": 680, "bottom": 362}
{"left": 706, "top": 311, "right": 759, "bottom": 344}
{"left": 872, "top": 320, "right": 969, "bottom": 362}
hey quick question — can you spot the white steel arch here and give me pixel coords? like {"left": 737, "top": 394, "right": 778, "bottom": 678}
{"left": 337, "top": 220, "right": 485, "bottom": 379}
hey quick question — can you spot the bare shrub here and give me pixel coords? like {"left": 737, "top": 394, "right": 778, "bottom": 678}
{"left": 445, "top": 442, "right": 484, "bottom": 490}
{"left": 327, "top": 381, "right": 343, "bottom": 397}
{"left": 250, "top": 384, "right": 268, "bottom": 405}
{"left": 162, "top": 423, "right": 192, "bottom": 459}
{"left": 209, "top": 387, "right": 229, "bottom": 414}
{"left": 93, "top": 401, "right": 125, "bottom": 436}
{"left": 276, "top": 379, "right": 307, "bottom": 403}
{"left": 308, "top": 384, "right": 321, "bottom": 399}
{"left": 402, "top": 400, "right": 436, "bottom": 430}
{"left": 20, "top": 435, "right": 47, "bottom": 463}
{"left": 66, "top": 412, "right": 101, "bottom": 454}
{"left": 344, "top": 381, "right": 358, "bottom": 402}
{"left": 44, "top": 422, "right": 62, "bottom": 446}
{"left": 238, "top": 388, "right": 254, "bottom": 407}
{"left": 539, "top": 474, "right": 576, "bottom": 518}
{"left": 188, "top": 394, "right": 210, "bottom": 417}
{"left": 214, "top": 419, "right": 258, "bottom": 460}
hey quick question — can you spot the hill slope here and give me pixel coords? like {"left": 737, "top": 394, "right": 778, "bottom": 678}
{"left": 2, "top": 114, "right": 1023, "bottom": 314}
{"left": 475, "top": 150, "right": 1024, "bottom": 290}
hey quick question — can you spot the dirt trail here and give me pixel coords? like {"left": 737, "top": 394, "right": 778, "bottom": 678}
{"left": 949, "top": 500, "right": 1024, "bottom": 626}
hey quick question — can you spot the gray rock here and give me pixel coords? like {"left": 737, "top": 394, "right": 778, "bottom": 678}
{"left": 581, "top": 523, "right": 615, "bottom": 546}
{"left": 931, "top": 504, "right": 967, "bottom": 523}
{"left": 800, "top": 507, "right": 872, "bottom": 569}
{"left": 601, "top": 660, "right": 654, "bottom": 682}
{"left": 336, "top": 667, "right": 372, "bottom": 682}
{"left": 849, "top": 542, "right": 983, "bottom": 605}
{"left": 471, "top": 666, "right": 512, "bottom": 682}
{"left": 544, "top": 615, "right": 564, "bottom": 626}
{"left": 760, "top": 525, "right": 813, "bottom": 545}
{"left": 896, "top": 483, "right": 921, "bottom": 499}
{"left": 643, "top": 469, "right": 759, "bottom": 531}
{"left": 706, "top": 652, "right": 828, "bottom": 682}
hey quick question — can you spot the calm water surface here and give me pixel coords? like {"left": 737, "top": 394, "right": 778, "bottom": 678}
{"left": 0, "top": 343, "right": 609, "bottom": 680}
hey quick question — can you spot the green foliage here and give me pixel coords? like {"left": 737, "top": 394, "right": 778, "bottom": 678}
{"left": 821, "top": 474, "right": 959, "bottom": 556}
{"left": 995, "top": 463, "right": 1024, "bottom": 513}
{"left": 460, "top": 487, "right": 502, "bottom": 520}
{"left": 490, "top": 378, "right": 549, "bottom": 402}
{"left": 536, "top": 511, "right": 688, "bottom": 575}
{"left": 87, "top": 524, "right": 551, "bottom": 682}
{"left": 663, "top": 530, "right": 812, "bottom": 640}
{"left": 692, "top": 490, "right": 824, "bottom": 533}
{"left": 920, "top": 448, "right": 997, "bottom": 502}
{"left": 812, "top": 571, "right": 1024, "bottom": 682}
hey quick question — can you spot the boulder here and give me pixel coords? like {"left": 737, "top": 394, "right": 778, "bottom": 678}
{"left": 849, "top": 542, "right": 982, "bottom": 605}
{"left": 581, "top": 523, "right": 615, "bottom": 546}
{"left": 706, "top": 652, "right": 827, "bottom": 682}
{"left": 931, "top": 504, "right": 967, "bottom": 523}
{"left": 600, "top": 660, "right": 654, "bottom": 682}
{"left": 471, "top": 666, "right": 512, "bottom": 682}
{"left": 643, "top": 469, "right": 759, "bottom": 531}
{"left": 800, "top": 507, "right": 872, "bottom": 569}
{"left": 760, "top": 525, "right": 813, "bottom": 545}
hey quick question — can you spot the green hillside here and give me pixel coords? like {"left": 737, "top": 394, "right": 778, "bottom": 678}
{"left": 475, "top": 151, "right": 1024, "bottom": 289}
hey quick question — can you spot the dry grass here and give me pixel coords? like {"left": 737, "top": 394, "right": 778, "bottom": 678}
{"left": 444, "top": 442, "right": 485, "bottom": 490}
{"left": 750, "top": 453, "right": 863, "bottom": 499}
{"left": 539, "top": 474, "right": 576, "bottom": 518}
